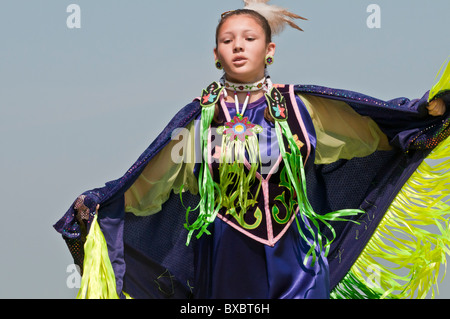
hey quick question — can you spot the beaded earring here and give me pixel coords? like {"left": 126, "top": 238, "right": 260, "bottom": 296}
{"left": 265, "top": 55, "right": 274, "bottom": 66}
{"left": 215, "top": 60, "right": 223, "bottom": 70}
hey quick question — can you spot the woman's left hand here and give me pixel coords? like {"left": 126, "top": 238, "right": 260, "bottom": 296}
{"left": 427, "top": 98, "right": 446, "bottom": 116}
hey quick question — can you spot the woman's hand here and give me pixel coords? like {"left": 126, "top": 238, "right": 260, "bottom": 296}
{"left": 427, "top": 98, "right": 446, "bottom": 116}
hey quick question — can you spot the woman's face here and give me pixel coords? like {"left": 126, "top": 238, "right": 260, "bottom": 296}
{"left": 214, "top": 14, "right": 276, "bottom": 84}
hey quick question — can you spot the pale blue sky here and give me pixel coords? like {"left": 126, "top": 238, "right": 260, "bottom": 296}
{"left": 0, "top": 0, "right": 449, "bottom": 298}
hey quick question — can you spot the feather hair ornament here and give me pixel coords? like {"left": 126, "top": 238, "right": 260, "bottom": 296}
{"left": 243, "top": 0, "right": 307, "bottom": 34}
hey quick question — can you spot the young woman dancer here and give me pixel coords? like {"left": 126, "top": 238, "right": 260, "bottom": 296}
{"left": 55, "top": 1, "right": 449, "bottom": 299}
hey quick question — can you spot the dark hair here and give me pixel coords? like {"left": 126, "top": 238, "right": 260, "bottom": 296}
{"left": 215, "top": 9, "right": 272, "bottom": 47}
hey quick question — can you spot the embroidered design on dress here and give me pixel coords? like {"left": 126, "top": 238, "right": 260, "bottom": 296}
{"left": 218, "top": 116, "right": 263, "bottom": 142}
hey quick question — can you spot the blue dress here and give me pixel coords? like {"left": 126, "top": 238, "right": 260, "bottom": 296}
{"left": 193, "top": 95, "right": 330, "bottom": 299}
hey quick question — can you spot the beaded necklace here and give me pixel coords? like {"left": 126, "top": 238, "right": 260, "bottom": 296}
{"left": 220, "top": 76, "right": 272, "bottom": 118}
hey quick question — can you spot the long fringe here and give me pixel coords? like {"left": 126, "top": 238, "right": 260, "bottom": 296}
{"left": 330, "top": 270, "right": 396, "bottom": 299}
{"left": 218, "top": 133, "right": 262, "bottom": 220}
{"left": 77, "top": 214, "right": 119, "bottom": 299}
{"left": 274, "top": 120, "right": 363, "bottom": 266}
{"left": 332, "top": 136, "right": 450, "bottom": 299}
{"left": 429, "top": 56, "right": 450, "bottom": 101}
{"left": 184, "top": 104, "right": 221, "bottom": 244}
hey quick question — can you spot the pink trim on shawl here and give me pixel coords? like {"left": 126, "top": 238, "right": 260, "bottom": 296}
{"left": 287, "top": 84, "right": 311, "bottom": 163}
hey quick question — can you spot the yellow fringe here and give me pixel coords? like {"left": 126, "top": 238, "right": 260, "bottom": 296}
{"left": 429, "top": 56, "right": 450, "bottom": 101}
{"left": 77, "top": 214, "right": 120, "bottom": 299}
{"left": 349, "top": 136, "right": 450, "bottom": 299}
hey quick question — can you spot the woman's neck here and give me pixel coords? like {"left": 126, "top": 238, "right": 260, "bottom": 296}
{"left": 224, "top": 72, "right": 265, "bottom": 85}
{"left": 222, "top": 74, "right": 267, "bottom": 104}
{"left": 225, "top": 89, "right": 265, "bottom": 104}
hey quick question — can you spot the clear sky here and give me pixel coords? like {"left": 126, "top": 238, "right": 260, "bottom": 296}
{"left": 0, "top": 0, "right": 449, "bottom": 298}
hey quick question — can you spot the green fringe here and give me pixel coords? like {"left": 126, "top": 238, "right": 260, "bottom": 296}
{"left": 274, "top": 120, "right": 363, "bottom": 266}
{"left": 217, "top": 131, "right": 262, "bottom": 222}
{"left": 332, "top": 136, "right": 450, "bottom": 299}
{"left": 77, "top": 214, "right": 119, "bottom": 299}
{"left": 183, "top": 95, "right": 264, "bottom": 241}
{"left": 330, "top": 270, "right": 397, "bottom": 299}
{"left": 184, "top": 104, "right": 222, "bottom": 244}
{"left": 429, "top": 56, "right": 450, "bottom": 101}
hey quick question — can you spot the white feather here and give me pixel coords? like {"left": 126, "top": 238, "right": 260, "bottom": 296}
{"left": 243, "top": 0, "right": 306, "bottom": 35}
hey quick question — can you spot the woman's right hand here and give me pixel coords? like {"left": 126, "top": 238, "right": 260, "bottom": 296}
{"left": 427, "top": 98, "right": 446, "bottom": 116}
